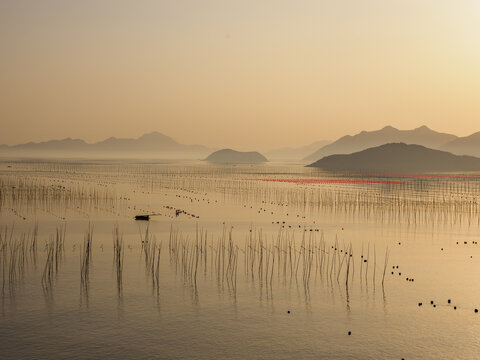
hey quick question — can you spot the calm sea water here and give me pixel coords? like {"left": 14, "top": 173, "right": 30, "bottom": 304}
{"left": 1, "top": 160, "right": 480, "bottom": 359}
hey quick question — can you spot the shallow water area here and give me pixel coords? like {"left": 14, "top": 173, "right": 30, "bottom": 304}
{"left": 1, "top": 160, "right": 480, "bottom": 359}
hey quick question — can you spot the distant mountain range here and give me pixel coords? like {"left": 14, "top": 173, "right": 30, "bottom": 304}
{"left": 0, "top": 132, "right": 212, "bottom": 159}
{"left": 308, "top": 143, "right": 480, "bottom": 172}
{"left": 205, "top": 149, "right": 268, "bottom": 164}
{"left": 303, "top": 126, "right": 458, "bottom": 162}
{"left": 440, "top": 131, "right": 480, "bottom": 157}
{"left": 3, "top": 126, "right": 480, "bottom": 161}
{"left": 266, "top": 140, "right": 330, "bottom": 161}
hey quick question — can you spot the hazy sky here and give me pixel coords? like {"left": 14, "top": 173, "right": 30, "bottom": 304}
{"left": 1, "top": 0, "right": 480, "bottom": 150}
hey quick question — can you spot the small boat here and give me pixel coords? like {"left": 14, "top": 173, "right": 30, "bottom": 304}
{"left": 135, "top": 215, "right": 150, "bottom": 221}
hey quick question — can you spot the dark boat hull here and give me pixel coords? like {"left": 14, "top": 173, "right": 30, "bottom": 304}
{"left": 135, "top": 215, "right": 150, "bottom": 221}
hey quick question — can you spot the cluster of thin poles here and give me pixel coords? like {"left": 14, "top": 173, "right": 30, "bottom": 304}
{"left": 41, "top": 224, "right": 66, "bottom": 299}
{"left": 1, "top": 224, "right": 38, "bottom": 298}
{"left": 0, "top": 174, "right": 120, "bottom": 221}
{"left": 168, "top": 225, "right": 239, "bottom": 293}
{"left": 113, "top": 224, "right": 124, "bottom": 297}
{"left": 135, "top": 164, "right": 480, "bottom": 226}
{"left": 80, "top": 224, "right": 93, "bottom": 302}
{"left": 0, "top": 221, "right": 393, "bottom": 305}
{"left": 166, "top": 226, "right": 391, "bottom": 297}
{"left": 140, "top": 224, "right": 163, "bottom": 290}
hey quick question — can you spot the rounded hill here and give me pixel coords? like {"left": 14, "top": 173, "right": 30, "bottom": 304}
{"left": 205, "top": 149, "right": 268, "bottom": 164}
{"left": 307, "top": 143, "right": 480, "bottom": 172}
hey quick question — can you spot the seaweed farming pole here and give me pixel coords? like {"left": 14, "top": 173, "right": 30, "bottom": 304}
{"left": 382, "top": 248, "right": 389, "bottom": 288}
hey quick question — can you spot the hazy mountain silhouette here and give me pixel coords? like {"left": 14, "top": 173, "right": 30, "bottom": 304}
{"left": 0, "top": 132, "right": 211, "bottom": 159}
{"left": 91, "top": 134, "right": 174, "bottom": 151}
{"left": 303, "top": 126, "right": 457, "bottom": 162}
{"left": 266, "top": 140, "right": 330, "bottom": 161}
{"left": 439, "top": 131, "right": 480, "bottom": 157}
{"left": 307, "top": 143, "right": 480, "bottom": 172}
{"left": 3, "top": 138, "right": 89, "bottom": 151}
{"left": 205, "top": 149, "right": 268, "bottom": 164}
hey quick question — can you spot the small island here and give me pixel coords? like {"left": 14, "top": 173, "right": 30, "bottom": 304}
{"left": 205, "top": 149, "right": 268, "bottom": 164}
{"left": 307, "top": 143, "right": 480, "bottom": 172}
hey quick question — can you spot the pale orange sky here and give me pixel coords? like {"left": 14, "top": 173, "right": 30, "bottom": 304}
{"left": 1, "top": 0, "right": 479, "bottom": 151}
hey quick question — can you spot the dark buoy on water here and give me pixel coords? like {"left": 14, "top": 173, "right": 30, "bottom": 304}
{"left": 448, "top": 299, "right": 451, "bottom": 304}
{"left": 348, "top": 331, "right": 351, "bottom": 336}
{"left": 287, "top": 310, "right": 291, "bottom": 314}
